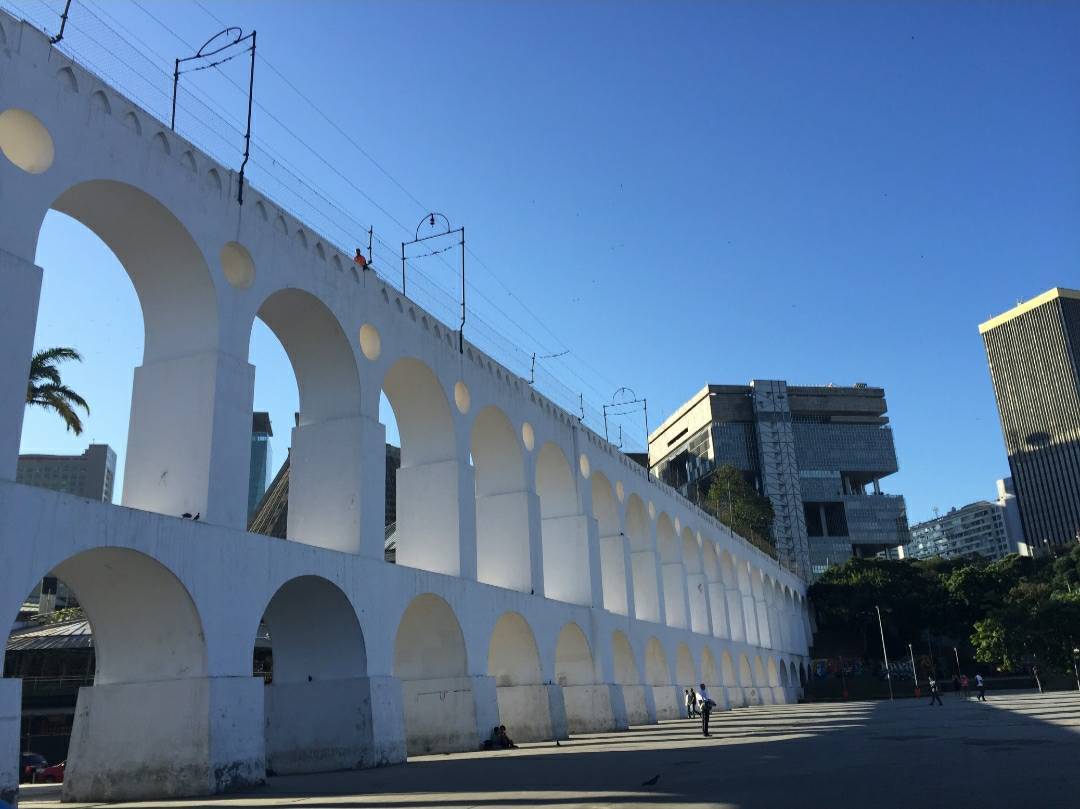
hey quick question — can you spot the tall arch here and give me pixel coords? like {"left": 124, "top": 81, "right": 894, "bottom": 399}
{"left": 258, "top": 576, "right": 374, "bottom": 774}
{"left": 721, "top": 649, "right": 739, "bottom": 707}
{"left": 24, "top": 180, "right": 236, "bottom": 526}
{"left": 626, "top": 495, "right": 660, "bottom": 622}
{"left": 384, "top": 360, "right": 461, "bottom": 576}
{"left": 657, "top": 514, "right": 687, "bottom": 629}
{"left": 754, "top": 657, "right": 769, "bottom": 704}
{"left": 537, "top": 442, "right": 590, "bottom": 605}
{"left": 682, "top": 528, "right": 709, "bottom": 634}
{"left": 472, "top": 406, "right": 530, "bottom": 592}
{"left": 613, "top": 630, "right": 649, "bottom": 726}
{"left": 592, "top": 471, "right": 627, "bottom": 615}
{"left": 257, "top": 288, "right": 364, "bottom": 553}
{"left": 394, "top": 594, "right": 475, "bottom": 754}
{"left": 702, "top": 541, "right": 728, "bottom": 639}
{"left": 701, "top": 647, "right": 719, "bottom": 693}
{"left": 736, "top": 559, "right": 759, "bottom": 646}
{"left": 720, "top": 551, "right": 746, "bottom": 643}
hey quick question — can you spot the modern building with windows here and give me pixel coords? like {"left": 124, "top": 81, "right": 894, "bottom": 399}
{"left": 649, "top": 381, "right": 908, "bottom": 579}
{"left": 980, "top": 287, "right": 1080, "bottom": 550}
{"left": 16, "top": 443, "right": 116, "bottom": 503}
{"left": 902, "top": 479, "right": 1027, "bottom": 561}
{"left": 248, "top": 412, "right": 274, "bottom": 520}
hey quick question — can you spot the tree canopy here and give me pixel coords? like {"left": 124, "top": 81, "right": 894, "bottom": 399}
{"left": 700, "top": 464, "right": 775, "bottom": 547}
{"left": 26, "top": 347, "right": 89, "bottom": 435}
{"left": 810, "top": 546, "right": 1080, "bottom": 675}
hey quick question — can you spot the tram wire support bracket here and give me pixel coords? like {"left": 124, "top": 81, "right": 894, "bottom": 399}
{"left": 171, "top": 26, "right": 257, "bottom": 205}
{"left": 401, "top": 213, "right": 466, "bottom": 353}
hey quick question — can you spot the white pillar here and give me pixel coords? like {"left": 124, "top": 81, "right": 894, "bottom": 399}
{"left": 63, "top": 677, "right": 264, "bottom": 802}
{"left": 288, "top": 413, "right": 385, "bottom": 556}
{"left": 477, "top": 488, "right": 539, "bottom": 593}
{"left": 396, "top": 448, "right": 477, "bottom": 579}
{"left": 0, "top": 678, "right": 20, "bottom": 809}
{"left": 123, "top": 348, "right": 255, "bottom": 529}
{"left": 0, "top": 251, "right": 42, "bottom": 481}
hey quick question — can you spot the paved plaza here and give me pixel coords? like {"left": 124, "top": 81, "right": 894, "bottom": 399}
{"left": 18, "top": 691, "right": 1080, "bottom": 808}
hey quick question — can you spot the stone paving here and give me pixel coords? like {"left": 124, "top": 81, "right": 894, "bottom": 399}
{"left": 20, "top": 691, "right": 1080, "bottom": 808}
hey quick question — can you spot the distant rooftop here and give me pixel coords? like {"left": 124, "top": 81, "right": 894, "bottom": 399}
{"left": 978, "top": 287, "right": 1080, "bottom": 334}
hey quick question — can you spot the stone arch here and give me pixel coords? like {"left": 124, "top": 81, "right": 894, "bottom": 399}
{"left": 592, "top": 471, "right": 628, "bottom": 615}
{"left": 557, "top": 623, "right": 611, "bottom": 735}
{"left": 472, "top": 406, "right": 530, "bottom": 592}
{"left": 488, "top": 612, "right": 541, "bottom": 687}
{"left": 790, "top": 661, "right": 799, "bottom": 690}
{"left": 28, "top": 179, "right": 220, "bottom": 523}
{"left": 721, "top": 650, "right": 736, "bottom": 687}
{"left": 675, "top": 642, "right": 696, "bottom": 688}
{"left": 612, "top": 630, "right": 639, "bottom": 685}
{"left": 657, "top": 514, "right": 687, "bottom": 629}
{"left": 555, "top": 622, "right": 596, "bottom": 686}
{"left": 537, "top": 441, "right": 589, "bottom": 605}
{"left": 257, "top": 576, "right": 370, "bottom": 775}
{"left": 626, "top": 493, "right": 660, "bottom": 622}
{"left": 3, "top": 548, "right": 211, "bottom": 797}
{"left": 255, "top": 289, "right": 360, "bottom": 426}
{"left": 681, "top": 528, "right": 702, "bottom": 574}
{"left": 701, "top": 647, "right": 719, "bottom": 691}
{"left": 254, "top": 287, "right": 363, "bottom": 553}
{"left": 767, "top": 657, "right": 780, "bottom": 687}
{"left": 738, "top": 654, "right": 753, "bottom": 687}
{"left": 644, "top": 638, "right": 671, "bottom": 686}
{"left": 489, "top": 613, "right": 563, "bottom": 742}
{"left": 778, "top": 658, "right": 790, "bottom": 687}
{"left": 754, "top": 656, "right": 767, "bottom": 689}
{"left": 394, "top": 594, "right": 474, "bottom": 755}
{"left": 383, "top": 358, "right": 459, "bottom": 576}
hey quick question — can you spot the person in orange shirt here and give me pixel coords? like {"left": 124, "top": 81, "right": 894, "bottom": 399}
{"left": 354, "top": 248, "right": 369, "bottom": 270}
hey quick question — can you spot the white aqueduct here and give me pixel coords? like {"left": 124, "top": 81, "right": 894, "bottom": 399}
{"left": 0, "top": 12, "right": 812, "bottom": 804}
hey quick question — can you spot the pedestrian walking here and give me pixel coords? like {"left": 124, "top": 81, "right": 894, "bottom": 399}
{"left": 698, "top": 683, "right": 715, "bottom": 737}
{"left": 927, "top": 675, "right": 943, "bottom": 706}
{"left": 685, "top": 688, "right": 698, "bottom": 718}
{"left": 960, "top": 674, "right": 970, "bottom": 699}
{"left": 952, "top": 674, "right": 961, "bottom": 696}
{"left": 975, "top": 673, "right": 986, "bottom": 701}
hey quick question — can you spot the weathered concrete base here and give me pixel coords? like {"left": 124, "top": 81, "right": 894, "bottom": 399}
{"left": 620, "top": 684, "right": 656, "bottom": 726}
{"left": 367, "top": 675, "right": 409, "bottom": 765}
{"left": 494, "top": 684, "right": 568, "bottom": 742}
{"left": 63, "top": 677, "right": 264, "bottom": 802}
{"left": 265, "top": 676, "right": 406, "bottom": 775}
{"left": 402, "top": 676, "right": 497, "bottom": 755}
{"left": 652, "top": 685, "right": 681, "bottom": 720}
{"left": 562, "top": 684, "right": 628, "bottom": 734}
{"left": 0, "top": 678, "right": 21, "bottom": 809}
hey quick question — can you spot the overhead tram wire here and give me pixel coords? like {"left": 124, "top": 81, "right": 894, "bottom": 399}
{"left": 182, "top": 0, "right": 627, "bottom": 396}
{"left": 31, "top": 0, "right": 645, "bottom": 446}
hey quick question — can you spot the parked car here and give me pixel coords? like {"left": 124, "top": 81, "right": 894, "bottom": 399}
{"left": 19, "top": 752, "right": 47, "bottom": 783}
{"left": 36, "top": 761, "right": 65, "bottom": 783}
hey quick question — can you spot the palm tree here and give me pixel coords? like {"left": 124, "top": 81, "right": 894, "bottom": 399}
{"left": 26, "top": 347, "right": 90, "bottom": 435}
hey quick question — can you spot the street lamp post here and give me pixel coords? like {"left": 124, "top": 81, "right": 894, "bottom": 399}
{"left": 876, "top": 605, "right": 894, "bottom": 700}
{"left": 908, "top": 642, "right": 919, "bottom": 691}
{"left": 953, "top": 646, "right": 961, "bottom": 678}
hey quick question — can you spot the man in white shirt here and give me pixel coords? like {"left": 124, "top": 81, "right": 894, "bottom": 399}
{"left": 975, "top": 673, "right": 986, "bottom": 701}
{"left": 698, "top": 682, "right": 714, "bottom": 737}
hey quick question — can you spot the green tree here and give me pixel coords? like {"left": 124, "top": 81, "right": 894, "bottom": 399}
{"left": 701, "top": 464, "right": 775, "bottom": 546}
{"left": 26, "top": 347, "right": 90, "bottom": 435}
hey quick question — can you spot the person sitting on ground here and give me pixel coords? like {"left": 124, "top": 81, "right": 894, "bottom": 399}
{"left": 496, "top": 725, "right": 517, "bottom": 749}
{"left": 354, "top": 248, "right": 369, "bottom": 270}
{"left": 482, "top": 725, "right": 500, "bottom": 750}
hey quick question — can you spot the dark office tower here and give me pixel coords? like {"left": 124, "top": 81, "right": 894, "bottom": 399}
{"left": 980, "top": 288, "right": 1080, "bottom": 549}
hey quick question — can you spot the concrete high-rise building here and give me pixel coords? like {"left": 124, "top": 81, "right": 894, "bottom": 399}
{"left": 649, "top": 381, "right": 908, "bottom": 579}
{"left": 902, "top": 481, "right": 1026, "bottom": 561}
{"left": 16, "top": 443, "right": 116, "bottom": 503}
{"left": 980, "top": 288, "right": 1080, "bottom": 549}
{"left": 248, "top": 412, "right": 273, "bottom": 520}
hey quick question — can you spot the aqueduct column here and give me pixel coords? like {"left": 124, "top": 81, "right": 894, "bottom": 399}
{"left": 0, "top": 250, "right": 40, "bottom": 482}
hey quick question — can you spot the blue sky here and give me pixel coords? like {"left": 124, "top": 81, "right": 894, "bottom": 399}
{"left": 13, "top": 0, "right": 1080, "bottom": 524}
